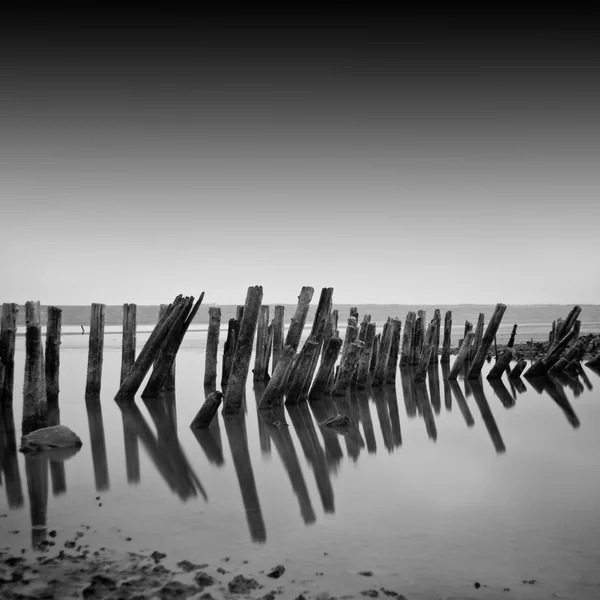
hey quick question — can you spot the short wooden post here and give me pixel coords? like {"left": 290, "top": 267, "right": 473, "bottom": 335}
{"left": 286, "top": 340, "right": 320, "bottom": 404}
{"left": 372, "top": 318, "right": 395, "bottom": 386}
{"left": 22, "top": 301, "right": 48, "bottom": 434}
{"left": 549, "top": 357, "right": 569, "bottom": 374}
{"left": 355, "top": 322, "right": 377, "bottom": 389}
{"left": 85, "top": 303, "right": 105, "bottom": 398}
{"left": 205, "top": 306, "right": 222, "bottom": 386}
{"left": 549, "top": 320, "right": 556, "bottom": 344}
{"left": 258, "top": 345, "right": 296, "bottom": 409}
{"left": 222, "top": 286, "right": 263, "bottom": 415}
{"left": 190, "top": 391, "right": 224, "bottom": 429}
{"left": 370, "top": 333, "right": 380, "bottom": 371}
{"left": 429, "top": 310, "right": 441, "bottom": 364}
{"left": 507, "top": 324, "right": 518, "bottom": 348}
{"left": 409, "top": 317, "right": 422, "bottom": 365}
{"left": 253, "top": 305, "right": 270, "bottom": 381}
{"left": 0, "top": 303, "right": 19, "bottom": 405}
{"left": 309, "top": 337, "right": 342, "bottom": 401}
{"left": 487, "top": 347, "right": 516, "bottom": 379}
{"left": 272, "top": 305, "right": 285, "bottom": 371}
{"left": 332, "top": 341, "right": 364, "bottom": 396}
{"left": 508, "top": 358, "right": 527, "bottom": 379}
{"left": 120, "top": 303, "right": 137, "bottom": 385}
{"left": 284, "top": 286, "right": 315, "bottom": 351}
{"left": 414, "top": 321, "right": 435, "bottom": 382}
{"left": 467, "top": 303, "right": 507, "bottom": 378}
{"left": 386, "top": 318, "right": 402, "bottom": 383}
{"left": 349, "top": 307, "right": 359, "bottom": 321}
{"left": 400, "top": 312, "right": 415, "bottom": 366}
{"left": 221, "top": 318, "right": 237, "bottom": 386}
{"left": 470, "top": 313, "right": 485, "bottom": 361}
{"left": 447, "top": 331, "right": 475, "bottom": 380}
{"left": 45, "top": 306, "right": 62, "bottom": 404}
{"left": 440, "top": 310, "right": 452, "bottom": 363}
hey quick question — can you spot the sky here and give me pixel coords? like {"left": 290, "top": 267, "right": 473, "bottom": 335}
{"left": 1, "top": 8, "right": 599, "bottom": 306}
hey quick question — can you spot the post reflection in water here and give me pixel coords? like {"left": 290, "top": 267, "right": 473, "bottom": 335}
{"left": 309, "top": 397, "right": 344, "bottom": 472}
{"left": 192, "top": 385, "right": 225, "bottom": 466}
{"left": 399, "top": 366, "right": 417, "bottom": 417}
{"left": 355, "top": 389, "right": 377, "bottom": 453}
{"left": 258, "top": 405, "right": 316, "bottom": 525}
{"left": 253, "top": 383, "right": 272, "bottom": 457}
{"left": 335, "top": 394, "right": 365, "bottom": 462}
{"left": 25, "top": 454, "right": 48, "bottom": 549}
{"left": 577, "top": 365, "right": 593, "bottom": 391}
{"left": 286, "top": 402, "right": 335, "bottom": 514}
{"left": 0, "top": 404, "right": 25, "bottom": 508}
{"left": 441, "top": 361, "right": 452, "bottom": 411}
{"left": 449, "top": 380, "right": 475, "bottom": 427}
{"left": 428, "top": 363, "right": 441, "bottom": 415}
{"left": 371, "top": 386, "right": 394, "bottom": 452}
{"left": 541, "top": 375, "right": 580, "bottom": 428}
{"left": 85, "top": 395, "right": 110, "bottom": 492}
{"left": 414, "top": 381, "right": 437, "bottom": 441}
{"left": 470, "top": 378, "right": 506, "bottom": 454}
{"left": 47, "top": 398, "right": 67, "bottom": 496}
{"left": 488, "top": 378, "right": 516, "bottom": 409}
{"left": 223, "top": 412, "right": 267, "bottom": 543}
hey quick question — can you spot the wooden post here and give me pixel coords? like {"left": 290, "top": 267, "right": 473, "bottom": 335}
{"left": 372, "top": 319, "right": 393, "bottom": 386}
{"left": 309, "top": 337, "right": 342, "bottom": 401}
{"left": 440, "top": 310, "right": 452, "bottom": 363}
{"left": 114, "top": 295, "right": 185, "bottom": 401}
{"left": 0, "top": 303, "right": 19, "bottom": 405}
{"left": 487, "top": 348, "right": 516, "bottom": 379}
{"left": 526, "top": 329, "right": 576, "bottom": 377}
{"left": 349, "top": 307, "right": 359, "bottom": 321}
{"left": 354, "top": 322, "right": 376, "bottom": 389}
{"left": 45, "top": 307, "right": 62, "bottom": 404}
{"left": 203, "top": 306, "right": 222, "bottom": 386}
{"left": 470, "top": 313, "right": 485, "bottom": 361}
{"left": 414, "top": 321, "right": 435, "bottom": 382}
{"left": 253, "top": 305, "right": 270, "bottom": 381}
{"left": 222, "top": 286, "right": 263, "bottom": 415}
{"left": 286, "top": 340, "right": 320, "bottom": 404}
{"left": 84, "top": 303, "right": 105, "bottom": 398}
{"left": 447, "top": 331, "right": 475, "bottom": 380}
{"left": 120, "top": 303, "right": 137, "bottom": 385}
{"left": 339, "top": 317, "right": 358, "bottom": 366}
{"left": 551, "top": 306, "right": 582, "bottom": 351}
{"left": 409, "top": 317, "right": 422, "bottom": 365}
{"left": 370, "top": 333, "right": 380, "bottom": 371}
{"left": 549, "top": 357, "right": 569, "bottom": 374}
{"left": 22, "top": 301, "right": 48, "bottom": 435}
{"left": 221, "top": 318, "right": 237, "bottom": 387}
{"left": 190, "top": 391, "right": 224, "bottom": 429}
{"left": 507, "top": 324, "right": 518, "bottom": 348}
{"left": 386, "top": 318, "right": 402, "bottom": 383}
{"left": 156, "top": 304, "right": 177, "bottom": 391}
{"left": 571, "top": 320, "right": 581, "bottom": 346}
{"left": 272, "top": 305, "right": 285, "bottom": 371}
{"left": 585, "top": 351, "right": 600, "bottom": 369}
{"left": 284, "top": 286, "right": 314, "bottom": 351}
{"left": 400, "top": 312, "right": 415, "bottom": 367}
{"left": 258, "top": 345, "right": 296, "bottom": 409}
{"left": 429, "top": 310, "right": 441, "bottom": 365}
{"left": 332, "top": 341, "right": 364, "bottom": 396}
{"left": 417, "top": 310, "right": 426, "bottom": 354}
{"left": 549, "top": 320, "right": 556, "bottom": 345}
{"left": 508, "top": 358, "right": 527, "bottom": 379}
{"left": 467, "top": 304, "right": 507, "bottom": 379}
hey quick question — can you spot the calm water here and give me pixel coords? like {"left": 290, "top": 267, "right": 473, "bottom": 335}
{"left": 1, "top": 328, "right": 600, "bottom": 600}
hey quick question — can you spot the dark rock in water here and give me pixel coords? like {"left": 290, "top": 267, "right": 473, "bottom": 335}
{"left": 361, "top": 591, "right": 379, "bottom": 598}
{"left": 82, "top": 574, "right": 117, "bottom": 598}
{"left": 474, "top": 581, "right": 481, "bottom": 589}
{"left": 194, "top": 571, "right": 217, "bottom": 587}
{"left": 358, "top": 570, "right": 374, "bottom": 577}
{"left": 157, "top": 580, "right": 199, "bottom": 599}
{"left": 266, "top": 564, "right": 285, "bottom": 579}
{"left": 19, "top": 425, "right": 83, "bottom": 454}
{"left": 151, "top": 551, "right": 167, "bottom": 563}
{"left": 177, "top": 559, "right": 207, "bottom": 572}
{"left": 320, "top": 414, "right": 352, "bottom": 432}
{"left": 228, "top": 574, "right": 262, "bottom": 594}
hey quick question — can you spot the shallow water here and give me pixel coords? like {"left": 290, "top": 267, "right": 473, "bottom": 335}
{"left": 1, "top": 329, "right": 600, "bottom": 600}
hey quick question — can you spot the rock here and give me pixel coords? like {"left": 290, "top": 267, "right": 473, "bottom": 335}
{"left": 194, "top": 571, "right": 217, "bottom": 588}
{"left": 267, "top": 564, "right": 285, "bottom": 579}
{"left": 228, "top": 574, "right": 262, "bottom": 594}
{"left": 151, "top": 551, "right": 167, "bottom": 563}
{"left": 177, "top": 560, "right": 207, "bottom": 572}
{"left": 522, "top": 579, "right": 537, "bottom": 585}
{"left": 19, "top": 425, "right": 83, "bottom": 454}
{"left": 82, "top": 574, "right": 117, "bottom": 598}
{"left": 474, "top": 581, "right": 481, "bottom": 589}
{"left": 358, "top": 570, "right": 374, "bottom": 577}
{"left": 157, "top": 580, "right": 199, "bottom": 599}
{"left": 361, "top": 591, "right": 379, "bottom": 598}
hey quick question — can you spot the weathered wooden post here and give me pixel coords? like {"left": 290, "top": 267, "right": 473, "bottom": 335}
{"left": 355, "top": 322, "right": 376, "bottom": 389}
{"left": 22, "top": 301, "right": 48, "bottom": 434}
{"left": 339, "top": 317, "right": 358, "bottom": 366}
{"left": 447, "top": 331, "right": 474, "bottom": 380}
{"left": 467, "top": 304, "right": 507, "bottom": 379}
{"left": 332, "top": 341, "right": 364, "bottom": 396}
{"left": 414, "top": 321, "right": 435, "bottom": 382}
{"left": 487, "top": 347, "right": 516, "bottom": 379}
{"left": 470, "top": 313, "right": 485, "bottom": 361}
{"left": 45, "top": 306, "right": 62, "bottom": 404}
{"left": 370, "top": 333, "right": 380, "bottom": 371}
{"left": 349, "top": 307, "right": 359, "bottom": 321}
{"left": 120, "top": 303, "right": 137, "bottom": 385}
{"left": 0, "top": 303, "right": 18, "bottom": 405}
{"left": 373, "top": 318, "right": 396, "bottom": 386}
{"left": 284, "top": 286, "right": 314, "bottom": 351}
{"left": 386, "top": 318, "right": 402, "bottom": 383}
{"left": 507, "top": 324, "right": 518, "bottom": 348}
{"left": 417, "top": 310, "right": 426, "bottom": 353}
{"left": 400, "top": 311, "right": 415, "bottom": 366}
{"left": 286, "top": 340, "right": 320, "bottom": 404}
{"left": 409, "top": 317, "right": 422, "bottom": 365}
{"left": 221, "top": 318, "right": 237, "bottom": 386}
{"left": 309, "top": 337, "right": 342, "bottom": 401}
{"left": 429, "top": 310, "right": 441, "bottom": 365}
{"left": 272, "top": 305, "right": 285, "bottom": 371}
{"left": 156, "top": 304, "right": 177, "bottom": 391}
{"left": 440, "top": 310, "right": 452, "bottom": 363}
{"left": 222, "top": 286, "right": 263, "bottom": 415}
{"left": 190, "top": 391, "right": 224, "bottom": 429}
{"left": 526, "top": 329, "right": 577, "bottom": 377}
{"left": 551, "top": 306, "right": 582, "bottom": 351}
{"left": 258, "top": 345, "right": 296, "bottom": 409}
{"left": 253, "top": 305, "right": 270, "bottom": 381}
{"left": 549, "top": 320, "right": 557, "bottom": 345}
{"left": 84, "top": 303, "right": 106, "bottom": 398}
{"left": 508, "top": 358, "right": 527, "bottom": 379}
{"left": 205, "top": 306, "right": 222, "bottom": 386}
{"left": 571, "top": 320, "right": 581, "bottom": 346}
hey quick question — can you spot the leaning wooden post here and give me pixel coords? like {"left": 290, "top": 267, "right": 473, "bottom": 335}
{"left": 400, "top": 312, "right": 415, "bottom": 366}
{"left": 284, "top": 286, "right": 315, "bottom": 351}
{"left": 286, "top": 340, "right": 320, "bottom": 404}
{"left": 258, "top": 345, "right": 296, "bottom": 409}
{"left": 222, "top": 286, "right": 263, "bottom": 415}
{"left": 440, "top": 310, "right": 452, "bottom": 363}
{"left": 155, "top": 304, "right": 177, "bottom": 391}
{"left": 45, "top": 307, "right": 62, "bottom": 404}
{"left": 205, "top": 306, "right": 222, "bottom": 386}
{"left": 508, "top": 358, "right": 527, "bottom": 379}
{"left": 349, "top": 307, "right": 359, "bottom": 321}
{"left": 487, "top": 348, "right": 516, "bottom": 379}
{"left": 253, "top": 305, "right": 270, "bottom": 381}
{"left": 355, "top": 322, "right": 376, "bottom": 389}
{"left": 571, "top": 320, "right": 581, "bottom": 346}
{"left": 272, "top": 305, "right": 285, "bottom": 371}
{"left": 0, "top": 303, "right": 18, "bottom": 405}
{"left": 507, "top": 324, "right": 518, "bottom": 348}
{"left": 308, "top": 337, "right": 342, "bottom": 401}
{"left": 190, "top": 391, "right": 224, "bottom": 429}
{"left": 429, "top": 310, "right": 441, "bottom": 365}
{"left": 551, "top": 305, "right": 582, "bottom": 351}
{"left": 221, "top": 318, "right": 237, "bottom": 387}
{"left": 332, "top": 341, "right": 364, "bottom": 396}
{"left": 469, "top": 313, "right": 485, "bottom": 361}
{"left": 85, "top": 303, "right": 106, "bottom": 398}
{"left": 339, "top": 317, "right": 358, "bottom": 367}
{"left": 526, "top": 329, "right": 577, "bottom": 377}
{"left": 386, "top": 318, "right": 402, "bottom": 383}
{"left": 22, "top": 301, "right": 48, "bottom": 434}
{"left": 414, "top": 321, "right": 435, "bottom": 382}
{"left": 372, "top": 319, "right": 393, "bottom": 386}
{"left": 467, "top": 304, "right": 507, "bottom": 379}
{"left": 120, "top": 303, "right": 137, "bottom": 385}
{"left": 447, "top": 331, "right": 474, "bottom": 380}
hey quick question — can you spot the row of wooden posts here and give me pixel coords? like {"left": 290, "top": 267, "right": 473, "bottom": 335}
{"left": 1, "top": 291, "right": 598, "bottom": 437}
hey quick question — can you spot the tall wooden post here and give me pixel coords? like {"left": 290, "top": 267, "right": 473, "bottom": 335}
{"left": 470, "top": 313, "right": 485, "bottom": 361}
{"left": 0, "top": 303, "right": 18, "bottom": 405}
{"left": 467, "top": 304, "right": 507, "bottom": 379}
{"left": 272, "top": 305, "right": 285, "bottom": 371}
{"left": 253, "top": 305, "right": 270, "bottom": 381}
{"left": 45, "top": 307, "right": 62, "bottom": 404}
{"left": 120, "top": 303, "right": 137, "bottom": 385}
{"left": 447, "top": 332, "right": 474, "bottom": 380}
{"left": 284, "top": 286, "right": 314, "bottom": 351}
{"left": 85, "top": 303, "right": 105, "bottom": 398}
{"left": 440, "top": 310, "right": 452, "bottom": 363}
{"left": 386, "top": 318, "right": 402, "bottom": 383}
{"left": 221, "top": 318, "right": 237, "bottom": 386}
{"left": 400, "top": 312, "right": 415, "bottom": 366}
{"left": 204, "top": 306, "right": 222, "bottom": 386}
{"left": 429, "top": 310, "right": 441, "bottom": 364}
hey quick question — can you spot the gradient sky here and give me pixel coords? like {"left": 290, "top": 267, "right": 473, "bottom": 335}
{"left": 2, "top": 9, "right": 599, "bottom": 306}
